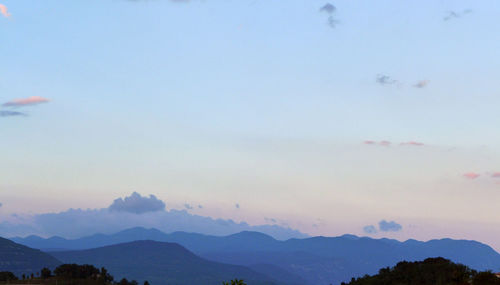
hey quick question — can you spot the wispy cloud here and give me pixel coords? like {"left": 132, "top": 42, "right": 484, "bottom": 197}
{"left": 0, "top": 4, "right": 10, "bottom": 18}
{"left": 443, "top": 9, "right": 472, "bottom": 21}
{"left": 235, "top": 203, "right": 240, "bottom": 209}
{"left": 414, "top": 80, "right": 429, "bottom": 89}
{"left": 364, "top": 140, "right": 426, "bottom": 147}
{"left": 319, "top": 3, "right": 339, "bottom": 28}
{"left": 379, "top": 140, "right": 391, "bottom": 147}
{"left": 184, "top": 203, "right": 194, "bottom": 210}
{"left": 363, "top": 225, "right": 378, "bottom": 234}
{"left": 3, "top": 96, "right": 50, "bottom": 107}
{"left": 492, "top": 172, "right": 500, "bottom": 178}
{"left": 400, "top": 141, "right": 424, "bottom": 146}
{"left": 376, "top": 74, "right": 397, "bottom": 85}
{"left": 0, "top": 110, "right": 27, "bottom": 117}
{"left": 463, "top": 172, "right": 480, "bottom": 180}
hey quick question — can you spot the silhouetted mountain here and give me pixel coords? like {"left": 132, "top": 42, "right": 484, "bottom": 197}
{"left": 0, "top": 237, "right": 61, "bottom": 276}
{"left": 14, "top": 227, "right": 500, "bottom": 285}
{"left": 50, "top": 240, "right": 283, "bottom": 285}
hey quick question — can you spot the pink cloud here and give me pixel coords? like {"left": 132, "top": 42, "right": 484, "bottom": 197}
{"left": 463, "top": 172, "right": 480, "bottom": 180}
{"left": 414, "top": 80, "right": 429, "bottom": 88}
{"left": 0, "top": 4, "right": 10, "bottom": 18}
{"left": 3, "top": 96, "right": 50, "bottom": 107}
{"left": 363, "top": 140, "right": 376, "bottom": 145}
{"left": 400, "top": 141, "right": 425, "bottom": 146}
{"left": 491, "top": 172, "right": 500, "bottom": 178}
{"left": 379, "top": 141, "right": 391, "bottom": 147}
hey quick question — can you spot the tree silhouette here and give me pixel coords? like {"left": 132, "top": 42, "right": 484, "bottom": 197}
{"left": 41, "top": 268, "right": 52, "bottom": 279}
{"left": 222, "top": 279, "right": 247, "bottom": 285}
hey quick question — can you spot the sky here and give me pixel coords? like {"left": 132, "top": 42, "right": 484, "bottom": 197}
{"left": 1, "top": 0, "right": 500, "bottom": 250}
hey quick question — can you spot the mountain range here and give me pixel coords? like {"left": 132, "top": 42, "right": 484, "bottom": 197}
{"left": 11, "top": 227, "right": 500, "bottom": 285}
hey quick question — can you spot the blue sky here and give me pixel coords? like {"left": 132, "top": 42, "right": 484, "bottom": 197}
{"left": 1, "top": 0, "right": 500, "bottom": 250}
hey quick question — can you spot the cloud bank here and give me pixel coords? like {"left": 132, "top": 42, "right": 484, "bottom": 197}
{"left": 109, "top": 192, "right": 166, "bottom": 214}
{"left": 0, "top": 193, "right": 307, "bottom": 240}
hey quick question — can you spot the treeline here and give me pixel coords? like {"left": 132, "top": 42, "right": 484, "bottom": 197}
{"left": 342, "top": 257, "right": 500, "bottom": 285}
{"left": 0, "top": 264, "right": 143, "bottom": 285}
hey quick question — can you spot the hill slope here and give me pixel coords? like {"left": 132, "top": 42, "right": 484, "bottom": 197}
{"left": 0, "top": 237, "right": 61, "bottom": 276}
{"left": 50, "top": 240, "right": 282, "bottom": 285}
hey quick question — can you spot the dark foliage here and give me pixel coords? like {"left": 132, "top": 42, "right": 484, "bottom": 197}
{"left": 341, "top": 257, "right": 500, "bottom": 285}
{"left": 0, "top": 272, "right": 18, "bottom": 282}
{"left": 117, "top": 278, "right": 138, "bottom": 285}
{"left": 222, "top": 280, "right": 247, "bottom": 285}
{"left": 41, "top": 267, "right": 52, "bottom": 279}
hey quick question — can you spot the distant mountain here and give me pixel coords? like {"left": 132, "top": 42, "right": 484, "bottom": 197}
{"left": 50, "top": 240, "right": 283, "bottom": 285}
{"left": 14, "top": 227, "right": 500, "bottom": 285}
{"left": 0, "top": 237, "right": 61, "bottom": 276}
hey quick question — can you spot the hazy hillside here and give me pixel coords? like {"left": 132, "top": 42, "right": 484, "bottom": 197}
{"left": 50, "top": 240, "right": 284, "bottom": 285}
{"left": 0, "top": 237, "right": 61, "bottom": 276}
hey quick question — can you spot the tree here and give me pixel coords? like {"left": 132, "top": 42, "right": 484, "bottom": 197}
{"left": 143, "top": 281, "right": 150, "bottom": 285}
{"left": 41, "top": 268, "right": 52, "bottom": 279}
{"left": 222, "top": 279, "right": 247, "bottom": 285}
{"left": 99, "top": 267, "right": 114, "bottom": 284}
{"left": 0, "top": 272, "right": 18, "bottom": 282}
{"left": 54, "top": 264, "right": 100, "bottom": 280}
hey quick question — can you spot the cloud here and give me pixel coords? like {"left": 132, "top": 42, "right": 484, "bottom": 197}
{"left": 492, "top": 172, "right": 500, "bottom": 178}
{"left": 0, "top": 204, "right": 308, "bottom": 241}
{"left": 184, "top": 203, "right": 194, "bottom": 210}
{"left": 444, "top": 9, "right": 472, "bottom": 21}
{"left": 363, "top": 225, "right": 378, "bottom": 234}
{"left": 198, "top": 204, "right": 203, "bottom": 209}
{"left": 376, "top": 74, "right": 397, "bottom": 85}
{"left": 379, "top": 220, "right": 402, "bottom": 232}
{"left": 319, "top": 3, "right": 339, "bottom": 28}
{"left": 0, "top": 4, "right": 10, "bottom": 18}
{"left": 0, "top": 202, "right": 2, "bottom": 208}
{"left": 0, "top": 110, "right": 27, "bottom": 117}
{"left": 264, "top": 217, "right": 277, "bottom": 224}
{"left": 379, "top": 140, "right": 391, "bottom": 147}
{"left": 320, "top": 3, "right": 336, "bottom": 14}
{"left": 414, "top": 80, "right": 429, "bottom": 88}
{"left": 365, "top": 140, "right": 426, "bottom": 147}
{"left": 235, "top": 203, "right": 240, "bottom": 209}
{"left": 400, "top": 141, "right": 424, "bottom": 146}
{"left": 3, "top": 96, "right": 50, "bottom": 107}
{"left": 463, "top": 172, "right": 480, "bottom": 180}
{"left": 108, "top": 192, "right": 166, "bottom": 214}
